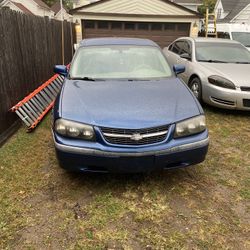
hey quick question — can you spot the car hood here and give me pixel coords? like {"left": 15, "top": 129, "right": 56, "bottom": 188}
{"left": 60, "top": 79, "right": 201, "bottom": 129}
{"left": 200, "top": 63, "right": 250, "bottom": 87}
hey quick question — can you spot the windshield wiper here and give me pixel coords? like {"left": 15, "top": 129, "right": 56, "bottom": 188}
{"left": 127, "top": 79, "right": 150, "bottom": 81}
{"left": 198, "top": 59, "right": 229, "bottom": 63}
{"left": 234, "top": 61, "right": 250, "bottom": 64}
{"left": 69, "top": 76, "right": 96, "bottom": 81}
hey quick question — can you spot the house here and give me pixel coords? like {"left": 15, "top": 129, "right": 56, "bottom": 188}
{"left": 171, "top": 0, "right": 202, "bottom": 12}
{"left": 0, "top": 0, "right": 34, "bottom": 15}
{"left": 0, "top": 0, "right": 54, "bottom": 17}
{"left": 51, "top": 1, "right": 72, "bottom": 21}
{"left": 73, "top": 0, "right": 202, "bottom": 12}
{"left": 73, "top": 0, "right": 99, "bottom": 8}
{"left": 215, "top": 0, "right": 250, "bottom": 24}
{"left": 70, "top": 0, "right": 201, "bottom": 47}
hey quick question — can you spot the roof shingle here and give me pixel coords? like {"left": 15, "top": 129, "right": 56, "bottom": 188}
{"left": 51, "top": 1, "right": 68, "bottom": 14}
{"left": 12, "top": 1, "right": 34, "bottom": 15}
{"left": 33, "top": 0, "right": 51, "bottom": 10}
{"left": 220, "top": 0, "right": 250, "bottom": 21}
{"left": 172, "top": 0, "right": 202, "bottom": 4}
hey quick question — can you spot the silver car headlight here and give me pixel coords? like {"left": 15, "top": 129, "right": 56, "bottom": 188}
{"left": 174, "top": 115, "right": 206, "bottom": 138}
{"left": 208, "top": 75, "right": 236, "bottom": 90}
{"left": 55, "top": 118, "right": 95, "bottom": 140}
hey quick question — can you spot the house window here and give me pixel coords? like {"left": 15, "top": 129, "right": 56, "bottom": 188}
{"left": 111, "top": 21, "right": 122, "bottom": 29}
{"left": 151, "top": 23, "right": 162, "bottom": 31}
{"left": 98, "top": 21, "right": 109, "bottom": 29}
{"left": 177, "top": 23, "right": 190, "bottom": 32}
{"left": 138, "top": 23, "right": 150, "bottom": 30}
{"left": 164, "top": 23, "right": 176, "bottom": 31}
{"left": 124, "top": 22, "right": 135, "bottom": 30}
{"left": 84, "top": 20, "right": 95, "bottom": 29}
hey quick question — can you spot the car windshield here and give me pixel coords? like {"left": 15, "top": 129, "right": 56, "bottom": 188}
{"left": 232, "top": 32, "right": 250, "bottom": 47}
{"left": 195, "top": 42, "right": 250, "bottom": 63}
{"left": 69, "top": 45, "right": 172, "bottom": 80}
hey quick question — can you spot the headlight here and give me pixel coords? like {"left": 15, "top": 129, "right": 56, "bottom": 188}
{"left": 55, "top": 119, "right": 95, "bottom": 140}
{"left": 174, "top": 115, "right": 206, "bottom": 138}
{"left": 208, "top": 75, "right": 236, "bottom": 90}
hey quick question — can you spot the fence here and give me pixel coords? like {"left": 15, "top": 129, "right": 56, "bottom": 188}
{"left": 0, "top": 8, "right": 75, "bottom": 144}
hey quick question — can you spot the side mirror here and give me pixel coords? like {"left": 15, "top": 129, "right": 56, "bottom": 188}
{"left": 180, "top": 53, "right": 191, "bottom": 61}
{"left": 54, "top": 65, "right": 68, "bottom": 76}
{"left": 173, "top": 65, "right": 185, "bottom": 75}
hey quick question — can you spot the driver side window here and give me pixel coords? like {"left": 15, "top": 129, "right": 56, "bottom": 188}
{"left": 169, "top": 40, "right": 192, "bottom": 60}
{"left": 169, "top": 41, "right": 184, "bottom": 55}
{"left": 181, "top": 41, "right": 191, "bottom": 54}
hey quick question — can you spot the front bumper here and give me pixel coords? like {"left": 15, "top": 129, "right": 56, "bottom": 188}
{"left": 53, "top": 131, "right": 209, "bottom": 173}
{"left": 203, "top": 83, "right": 250, "bottom": 110}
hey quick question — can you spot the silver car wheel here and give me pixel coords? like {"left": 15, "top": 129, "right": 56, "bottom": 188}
{"left": 189, "top": 77, "right": 202, "bottom": 102}
{"left": 191, "top": 82, "right": 200, "bottom": 98}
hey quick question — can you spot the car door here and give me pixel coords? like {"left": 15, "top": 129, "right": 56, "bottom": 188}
{"left": 177, "top": 40, "right": 193, "bottom": 83}
{"left": 164, "top": 40, "right": 183, "bottom": 66}
{"left": 164, "top": 40, "right": 193, "bottom": 83}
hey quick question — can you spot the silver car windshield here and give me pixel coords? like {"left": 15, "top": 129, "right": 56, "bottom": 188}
{"left": 196, "top": 42, "right": 250, "bottom": 64}
{"left": 232, "top": 32, "right": 250, "bottom": 47}
{"left": 69, "top": 45, "right": 172, "bottom": 80}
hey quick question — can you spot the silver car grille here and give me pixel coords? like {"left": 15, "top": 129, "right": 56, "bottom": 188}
{"left": 100, "top": 125, "right": 169, "bottom": 146}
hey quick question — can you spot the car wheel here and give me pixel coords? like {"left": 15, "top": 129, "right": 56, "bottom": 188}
{"left": 189, "top": 77, "right": 202, "bottom": 102}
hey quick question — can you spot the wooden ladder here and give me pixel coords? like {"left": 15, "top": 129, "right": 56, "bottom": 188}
{"left": 205, "top": 8, "right": 217, "bottom": 38}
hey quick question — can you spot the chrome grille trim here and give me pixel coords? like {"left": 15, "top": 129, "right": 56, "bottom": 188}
{"left": 100, "top": 125, "right": 169, "bottom": 146}
{"left": 103, "top": 130, "right": 168, "bottom": 139}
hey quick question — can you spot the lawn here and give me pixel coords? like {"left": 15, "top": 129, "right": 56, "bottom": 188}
{"left": 0, "top": 106, "right": 249, "bottom": 250}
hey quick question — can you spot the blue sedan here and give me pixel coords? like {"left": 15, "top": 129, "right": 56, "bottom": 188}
{"left": 52, "top": 38, "right": 209, "bottom": 173}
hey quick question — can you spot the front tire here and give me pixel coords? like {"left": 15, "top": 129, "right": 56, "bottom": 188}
{"left": 189, "top": 77, "right": 202, "bottom": 102}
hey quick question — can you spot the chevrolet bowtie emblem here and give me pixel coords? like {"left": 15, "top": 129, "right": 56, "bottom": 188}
{"left": 130, "top": 133, "right": 143, "bottom": 141}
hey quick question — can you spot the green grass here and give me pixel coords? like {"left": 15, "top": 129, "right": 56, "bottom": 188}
{"left": 0, "top": 106, "right": 249, "bottom": 249}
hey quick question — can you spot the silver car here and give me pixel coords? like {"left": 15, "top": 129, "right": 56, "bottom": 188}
{"left": 163, "top": 38, "right": 250, "bottom": 110}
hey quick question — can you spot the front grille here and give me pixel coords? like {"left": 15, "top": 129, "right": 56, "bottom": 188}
{"left": 243, "top": 99, "right": 250, "bottom": 107}
{"left": 211, "top": 97, "right": 235, "bottom": 106}
{"left": 241, "top": 87, "right": 250, "bottom": 92}
{"left": 100, "top": 125, "right": 169, "bottom": 146}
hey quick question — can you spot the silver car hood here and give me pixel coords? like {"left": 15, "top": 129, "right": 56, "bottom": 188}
{"left": 200, "top": 63, "right": 250, "bottom": 87}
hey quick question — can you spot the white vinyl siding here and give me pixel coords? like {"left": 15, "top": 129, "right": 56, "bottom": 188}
{"left": 232, "top": 4, "right": 250, "bottom": 24}
{"left": 77, "top": 0, "right": 194, "bottom": 16}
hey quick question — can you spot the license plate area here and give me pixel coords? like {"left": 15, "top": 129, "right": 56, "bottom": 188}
{"left": 118, "top": 155, "right": 155, "bottom": 172}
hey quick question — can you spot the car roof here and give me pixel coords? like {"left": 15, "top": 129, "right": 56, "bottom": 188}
{"left": 79, "top": 37, "right": 159, "bottom": 47}
{"left": 193, "top": 37, "right": 240, "bottom": 44}
{"left": 178, "top": 37, "right": 240, "bottom": 44}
